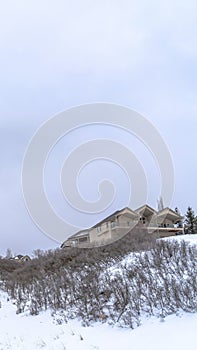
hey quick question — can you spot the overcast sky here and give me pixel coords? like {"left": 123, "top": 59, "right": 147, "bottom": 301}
{"left": 0, "top": 0, "right": 197, "bottom": 256}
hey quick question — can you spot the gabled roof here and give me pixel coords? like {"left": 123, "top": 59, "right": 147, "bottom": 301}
{"left": 157, "top": 207, "right": 183, "bottom": 220}
{"left": 21, "top": 255, "right": 31, "bottom": 261}
{"left": 92, "top": 207, "right": 138, "bottom": 228}
{"left": 15, "top": 254, "right": 23, "bottom": 259}
{"left": 68, "top": 229, "right": 90, "bottom": 238}
{"left": 66, "top": 207, "right": 138, "bottom": 241}
{"left": 135, "top": 204, "right": 157, "bottom": 216}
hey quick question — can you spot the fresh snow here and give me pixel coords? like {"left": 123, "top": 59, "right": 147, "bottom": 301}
{"left": 0, "top": 292, "right": 196, "bottom": 350}
{"left": 164, "top": 233, "right": 197, "bottom": 245}
{"left": 111, "top": 234, "right": 197, "bottom": 273}
{"left": 0, "top": 234, "right": 196, "bottom": 350}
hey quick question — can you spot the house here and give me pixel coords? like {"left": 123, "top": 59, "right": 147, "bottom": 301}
{"left": 10, "top": 254, "right": 31, "bottom": 262}
{"left": 61, "top": 205, "right": 184, "bottom": 248}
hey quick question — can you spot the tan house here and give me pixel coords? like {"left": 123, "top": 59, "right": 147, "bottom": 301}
{"left": 61, "top": 205, "right": 184, "bottom": 248}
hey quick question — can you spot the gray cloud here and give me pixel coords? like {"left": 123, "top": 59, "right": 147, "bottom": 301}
{"left": 0, "top": 0, "right": 197, "bottom": 254}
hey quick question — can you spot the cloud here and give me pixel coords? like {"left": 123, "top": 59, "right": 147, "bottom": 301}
{"left": 0, "top": 0, "right": 197, "bottom": 253}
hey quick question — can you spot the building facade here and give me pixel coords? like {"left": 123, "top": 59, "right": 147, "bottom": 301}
{"left": 61, "top": 205, "right": 183, "bottom": 248}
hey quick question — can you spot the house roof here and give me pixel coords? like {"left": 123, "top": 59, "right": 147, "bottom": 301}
{"left": 66, "top": 207, "right": 138, "bottom": 241}
{"left": 157, "top": 207, "right": 183, "bottom": 220}
{"left": 135, "top": 204, "right": 157, "bottom": 216}
{"left": 91, "top": 207, "right": 138, "bottom": 228}
{"left": 15, "top": 254, "right": 23, "bottom": 259}
{"left": 68, "top": 229, "right": 90, "bottom": 238}
{"left": 21, "top": 255, "right": 31, "bottom": 260}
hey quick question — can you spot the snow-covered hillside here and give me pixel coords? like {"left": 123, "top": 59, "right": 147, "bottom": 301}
{"left": 0, "top": 234, "right": 196, "bottom": 350}
{"left": 164, "top": 233, "right": 197, "bottom": 245}
{"left": 0, "top": 290, "right": 197, "bottom": 350}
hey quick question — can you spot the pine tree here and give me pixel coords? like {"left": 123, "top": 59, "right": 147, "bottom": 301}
{"left": 185, "top": 207, "right": 197, "bottom": 234}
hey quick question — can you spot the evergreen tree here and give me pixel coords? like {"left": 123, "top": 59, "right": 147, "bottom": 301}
{"left": 185, "top": 207, "right": 197, "bottom": 234}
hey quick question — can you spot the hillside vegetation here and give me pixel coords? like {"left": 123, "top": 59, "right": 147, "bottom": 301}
{"left": 0, "top": 228, "right": 196, "bottom": 328}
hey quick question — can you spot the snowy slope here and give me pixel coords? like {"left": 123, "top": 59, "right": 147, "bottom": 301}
{"left": 0, "top": 290, "right": 197, "bottom": 350}
{"left": 164, "top": 233, "right": 197, "bottom": 245}
{"left": 0, "top": 291, "right": 94, "bottom": 350}
{"left": 110, "top": 233, "right": 197, "bottom": 272}
{"left": 0, "top": 234, "right": 196, "bottom": 350}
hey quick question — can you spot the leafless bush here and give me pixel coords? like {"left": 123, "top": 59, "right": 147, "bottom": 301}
{"left": 1, "top": 234, "right": 197, "bottom": 328}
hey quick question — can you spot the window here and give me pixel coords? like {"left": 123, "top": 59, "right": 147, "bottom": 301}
{"left": 111, "top": 218, "right": 119, "bottom": 228}
{"left": 111, "top": 221, "right": 116, "bottom": 228}
{"left": 97, "top": 226, "right": 102, "bottom": 233}
{"left": 140, "top": 216, "right": 146, "bottom": 224}
{"left": 79, "top": 236, "right": 88, "bottom": 243}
